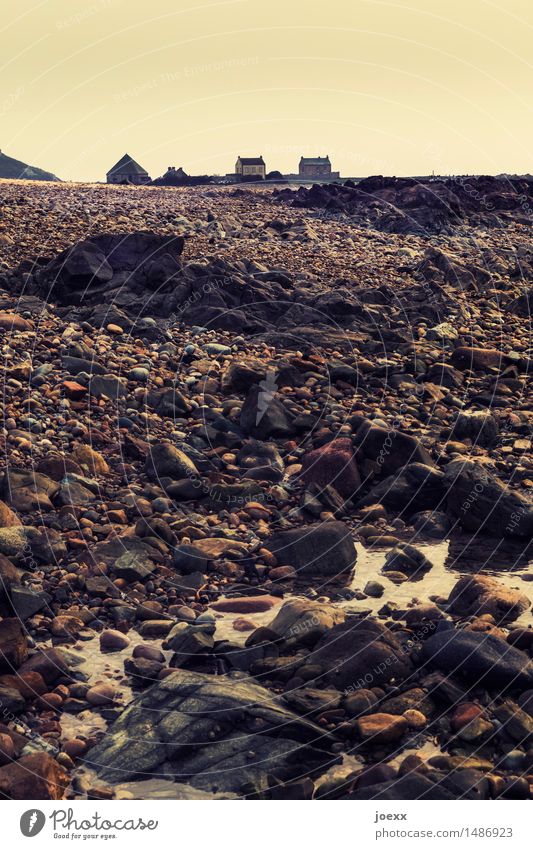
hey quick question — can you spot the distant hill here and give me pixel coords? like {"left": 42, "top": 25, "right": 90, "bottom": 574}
{"left": 0, "top": 150, "right": 60, "bottom": 181}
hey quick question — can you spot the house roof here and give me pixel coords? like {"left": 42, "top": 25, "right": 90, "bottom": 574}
{"left": 300, "top": 156, "right": 331, "bottom": 165}
{"left": 106, "top": 153, "right": 149, "bottom": 176}
{"left": 237, "top": 156, "right": 265, "bottom": 165}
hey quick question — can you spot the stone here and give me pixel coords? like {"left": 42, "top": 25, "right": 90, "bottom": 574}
{"left": 166, "top": 624, "right": 214, "bottom": 666}
{"left": 145, "top": 442, "right": 199, "bottom": 481}
{"left": 88, "top": 669, "right": 336, "bottom": 796}
{"left": 300, "top": 438, "right": 361, "bottom": 499}
{"left": 453, "top": 410, "right": 499, "bottom": 447}
{"left": 0, "top": 554, "right": 23, "bottom": 598}
{"left": 358, "top": 463, "right": 445, "bottom": 516}
{"left": 364, "top": 580, "right": 385, "bottom": 597}
{"left": 264, "top": 597, "right": 345, "bottom": 648}
{"left": 1, "top": 468, "right": 59, "bottom": 513}
{"left": 100, "top": 630, "right": 130, "bottom": 652}
{"left": 345, "top": 772, "right": 455, "bottom": 800}
{"left": 72, "top": 445, "right": 109, "bottom": 475}
{"left": 0, "top": 500, "right": 21, "bottom": 528}
{"left": 382, "top": 543, "right": 433, "bottom": 576}
{"left": 450, "top": 346, "right": 513, "bottom": 372}
{"left": 412, "top": 510, "right": 452, "bottom": 539}
{"left": 446, "top": 575, "right": 530, "bottom": 624}
{"left": 421, "top": 629, "right": 533, "bottom": 689}
{"left": 0, "top": 312, "right": 33, "bottom": 332}
{"left": 89, "top": 374, "right": 128, "bottom": 400}
{"left": 61, "top": 380, "right": 87, "bottom": 400}
{"left": 444, "top": 458, "right": 533, "bottom": 537}
{"left": 0, "top": 683, "right": 25, "bottom": 713}
{"left": 112, "top": 551, "right": 156, "bottom": 582}
{"left": 343, "top": 689, "right": 379, "bottom": 717}
{"left": 302, "top": 618, "right": 413, "bottom": 690}
{"left": 210, "top": 595, "right": 279, "bottom": 614}
{"left": 86, "top": 682, "right": 117, "bottom": 706}
{"left": 0, "top": 752, "right": 69, "bottom": 799}
{"left": 354, "top": 420, "right": 435, "bottom": 476}
{"left": 493, "top": 700, "right": 533, "bottom": 743}
{"left": 18, "top": 646, "right": 84, "bottom": 684}
{"left": 240, "top": 385, "right": 294, "bottom": 439}
{"left": 0, "top": 619, "right": 28, "bottom": 672}
{"left": 357, "top": 713, "right": 408, "bottom": 743}
{"left": 265, "top": 521, "right": 356, "bottom": 577}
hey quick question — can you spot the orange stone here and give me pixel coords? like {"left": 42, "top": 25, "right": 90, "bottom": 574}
{"left": 450, "top": 702, "right": 484, "bottom": 731}
{"left": 62, "top": 380, "right": 87, "bottom": 400}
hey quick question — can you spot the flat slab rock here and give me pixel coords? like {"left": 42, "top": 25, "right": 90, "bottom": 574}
{"left": 112, "top": 779, "right": 238, "bottom": 800}
{"left": 87, "top": 669, "right": 337, "bottom": 797}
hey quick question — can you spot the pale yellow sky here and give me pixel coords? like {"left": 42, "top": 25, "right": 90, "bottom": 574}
{"left": 1, "top": 0, "right": 531, "bottom": 181}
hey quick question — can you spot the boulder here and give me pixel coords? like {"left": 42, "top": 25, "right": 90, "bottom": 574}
{"left": 421, "top": 629, "right": 533, "bottom": 690}
{"left": 300, "top": 438, "right": 361, "bottom": 498}
{"left": 301, "top": 618, "right": 413, "bottom": 691}
{"left": 71, "top": 445, "right": 109, "bottom": 475}
{"left": 145, "top": 442, "right": 199, "bottom": 481}
{"left": 446, "top": 575, "right": 530, "bottom": 624}
{"left": 444, "top": 459, "right": 533, "bottom": 538}
{"left": 450, "top": 346, "right": 513, "bottom": 372}
{"left": 264, "top": 597, "right": 345, "bottom": 648}
{"left": 36, "top": 231, "right": 185, "bottom": 307}
{"left": 453, "top": 411, "right": 499, "bottom": 447}
{"left": 87, "top": 669, "right": 336, "bottom": 796}
{"left": 0, "top": 468, "right": 59, "bottom": 513}
{"left": 354, "top": 420, "right": 434, "bottom": 476}
{"left": 345, "top": 772, "right": 455, "bottom": 800}
{"left": 265, "top": 521, "right": 356, "bottom": 577}
{"left": 382, "top": 543, "right": 433, "bottom": 577}
{"left": 357, "top": 463, "right": 445, "bottom": 516}
{"left": 0, "top": 619, "right": 28, "bottom": 672}
{"left": 240, "top": 385, "right": 294, "bottom": 439}
{"left": 0, "top": 500, "right": 21, "bottom": 528}
{"left": 0, "top": 752, "right": 68, "bottom": 799}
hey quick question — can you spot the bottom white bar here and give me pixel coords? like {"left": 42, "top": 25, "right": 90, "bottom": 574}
{"left": 4, "top": 800, "right": 531, "bottom": 848}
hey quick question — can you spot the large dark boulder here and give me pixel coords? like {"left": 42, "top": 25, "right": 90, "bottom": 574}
{"left": 344, "top": 772, "right": 456, "bottom": 800}
{"left": 265, "top": 521, "right": 356, "bottom": 577}
{"left": 36, "top": 232, "right": 185, "bottom": 306}
{"left": 302, "top": 618, "right": 413, "bottom": 691}
{"left": 354, "top": 421, "right": 434, "bottom": 476}
{"left": 444, "top": 458, "right": 533, "bottom": 538}
{"left": 357, "top": 463, "right": 445, "bottom": 515}
{"left": 240, "top": 385, "right": 294, "bottom": 439}
{"left": 87, "top": 670, "right": 336, "bottom": 796}
{"left": 420, "top": 629, "right": 533, "bottom": 690}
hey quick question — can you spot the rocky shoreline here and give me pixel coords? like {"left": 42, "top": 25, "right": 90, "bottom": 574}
{"left": 0, "top": 176, "right": 532, "bottom": 800}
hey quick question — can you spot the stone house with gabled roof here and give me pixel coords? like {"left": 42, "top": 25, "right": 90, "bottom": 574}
{"left": 235, "top": 155, "right": 266, "bottom": 180}
{"left": 106, "top": 153, "right": 150, "bottom": 185}
{"left": 299, "top": 156, "right": 339, "bottom": 179}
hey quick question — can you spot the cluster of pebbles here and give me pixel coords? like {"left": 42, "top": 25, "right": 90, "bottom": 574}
{"left": 0, "top": 176, "right": 532, "bottom": 800}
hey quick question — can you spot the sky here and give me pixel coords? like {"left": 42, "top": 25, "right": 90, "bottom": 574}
{"left": 1, "top": 0, "right": 531, "bottom": 181}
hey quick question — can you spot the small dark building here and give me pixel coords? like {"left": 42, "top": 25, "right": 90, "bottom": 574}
{"left": 106, "top": 153, "right": 150, "bottom": 185}
{"left": 298, "top": 156, "right": 339, "bottom": 179}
